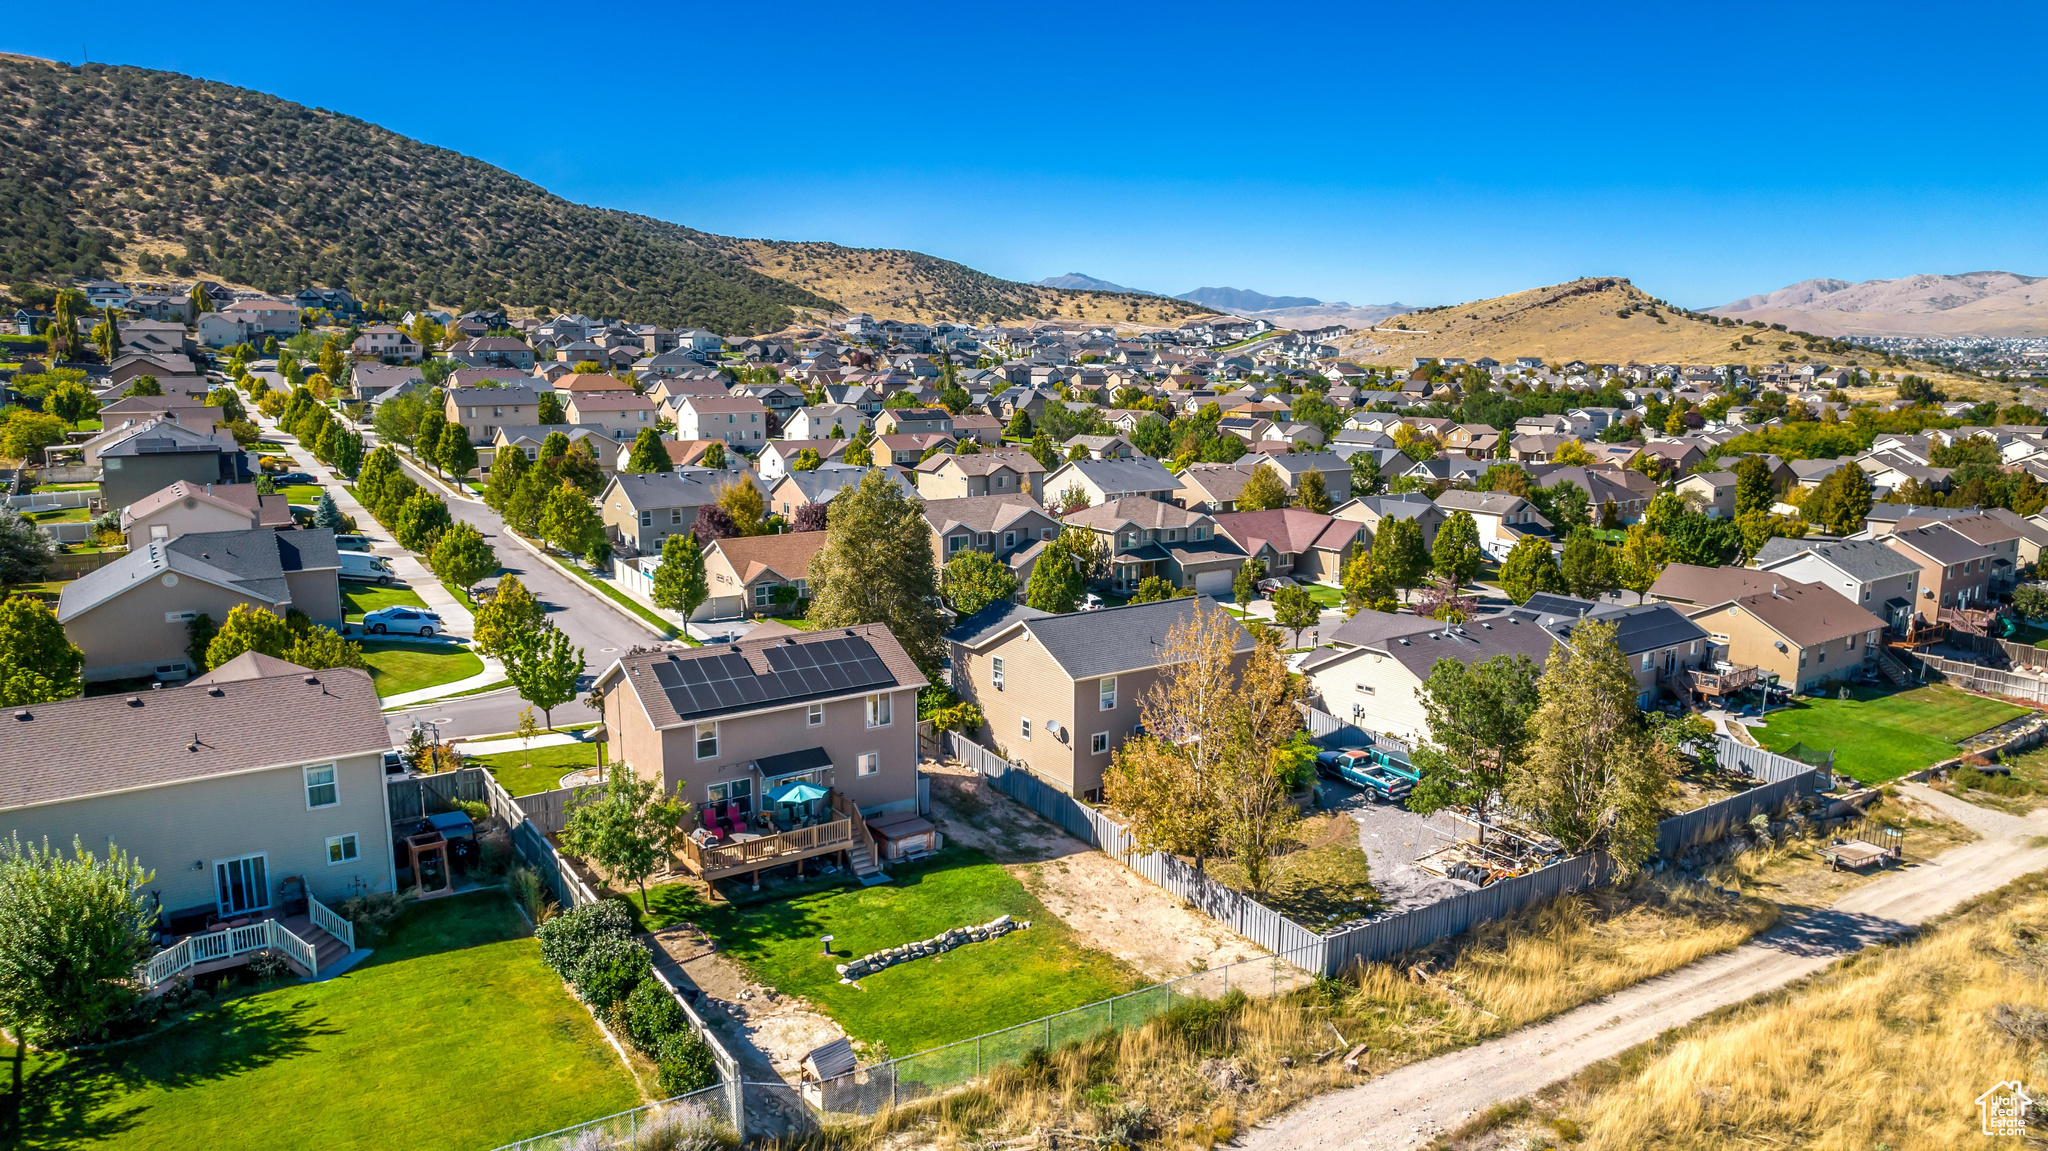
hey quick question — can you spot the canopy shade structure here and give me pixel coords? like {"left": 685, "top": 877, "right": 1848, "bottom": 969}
{"left": 771, "top": 781, "right": 829, "bottom": 806}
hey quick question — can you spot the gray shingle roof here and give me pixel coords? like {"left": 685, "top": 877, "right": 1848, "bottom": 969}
{"left": 59, "top": 529, "right": 335, "bottom": 620}
{"left": 1754, "top": 536, "right": 1924, "bottom": 581}
{"left": 602, "top": 470, "right": 726, "bottom": 510}
{"left": 1018, "top": 596, "right": 1254, "bottom": 680}
{"left": 946, "top": 600, "right": 1053, "bottom": 646}
{"left": 606, "top": 624, "right": 927, "bottom": 729}
{"left": 0, "top": 663, "right": 387, "bottom": 810}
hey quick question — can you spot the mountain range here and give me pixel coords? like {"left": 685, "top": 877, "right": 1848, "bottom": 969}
{"left": 0, "top": 56, "right": 1202, "bottom": 332}
{"left": 1031, "top": 276, "right": 1414, "bottom": 328}
{"left": 1709, "top": 272, "right": 2048, "bottom": 338}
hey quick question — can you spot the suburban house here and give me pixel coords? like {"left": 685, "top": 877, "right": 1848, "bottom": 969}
{"left": 697, "top": 532, "right": 832, "bottom": 620}
{"left": 757, "top": 439, "right": 852, "bottom": 482}
{"left": 1898, "top": 512, "right": 2023, "bottom": 597}
{"left": 1040, "top": 457, "right": 1179, "bottom": 506}
{"left": 924, "top": 496, "right": 1061, "bottom": 570}
{"left": 349, "top": 325, "right": 421, "bottom": 364}
{"left": 768, "top": 464, "right": 919, "bottom": 518}
{"left": 946, "top": 597, "right": 1255, "bottom": 800}
{"left": 597, "top": 625, "right": 930, "bottom": 883}
{"left": 1989, "top": 507, "right": 2048, "bottom": 566}
{"left": 0, "top": 653, "right": 393, "bottom": 969}
{"left": 913, "top": 451, "right": 1045, "bottom": 500}
{"left": 1255, "top": 452, "right": 1353, "bottom": 505}
{"left": 1432, "top": 489, "right": 1554, "bottom": 559}
{"left": 1753, "top": 537, "right": 1924, "bottom": 634}
{"left": 93, "top": 419, "right": 252, "bottom": 509}
{"left": 598, "top": 471, "right": 728, "bottom": 556}
{"left": 448, "top": 337, "right": 537, "bottom": 370}
{"left": 566, "top": 389, "right": 658, "bottom": 430}
{"left": 784, "top": 404, "right": 866, "bottom": 440}
{"left": 1651, "top": 565, "right": 1886, "bottom": 694}
{"left": 1331, "top": 493, "right": 1445, "bottom": 550}
{"left": 122, "top": 479, "right": 291, "bottom": 545}
{"left": 1062, "top": 499, "right": 1249, "bottom": 595}
{"left": 950, "top": 412, "right": 1004, "bottom": 445}
{"left": 492, "top": 425, "right": 624, "bottom": 472}
{"left": 1173, "top": 463, "right": 1259, "bottom": 514}
{"left": 675, "top": 396, "right": 772, "bottom": 446}
{"left": 874, "top": 407, "right": 954, "bottom": 437}
{"left": 444, "top": 385, "right": 543, "bottom": 445}
{"left": 1061, "top": 435, "right": 1136, "bottom": 461}
{"left": 1212, "top": 509, "right": 1367, "bottom": 587}
{"left": 1881, "top": 522, "right": 1996, "bottom": 619}
{"left": 59, "top": 529, "right": 344, "bottom": 683}
{"left": 876, "top": 433, "right": 957, "bottom": 467}
{"left": 1675, "top": 470, "right": 1738, "bottom": 518}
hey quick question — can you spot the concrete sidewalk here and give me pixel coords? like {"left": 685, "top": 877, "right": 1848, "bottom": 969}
{"left": 252, "top": 408, "right": 476, "bottom": 636}
{"left": 379, "top": 657, "right": 508, "bottom": 710}
{"left": 457, "top": 730, "right": 587, "bottom": 755}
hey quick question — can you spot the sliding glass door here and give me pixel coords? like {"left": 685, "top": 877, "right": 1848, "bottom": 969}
{"left": 214, "top": 853, "right": 270, "bottom": 917}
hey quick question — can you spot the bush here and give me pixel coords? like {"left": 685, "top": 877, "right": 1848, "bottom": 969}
{"left": 337, "top": 890, "right": 407, "bottom": 942}
{"left": 624, "top": 974, "right": 688, "bottom": 1055}
{"left": 535, "top": 897, "right": 638, "bottom": 977}
{"left": 571, "top": 933, "right": 652, "bottom": 1012}
{"left": 508, "top": 864, "right": 557, "bottom": 925}
{"left": 454, "top": 798, "right": 491, "bottom": 824}
{"left": 656, "top": 1029, "right": 719, "bottom": 1096}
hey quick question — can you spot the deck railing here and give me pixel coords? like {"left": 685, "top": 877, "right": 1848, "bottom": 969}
{"left": 309, "top": 894, "right": 355, "bottom": 952}
{"left": 679, "top": 816, "right": 854, "bottom": 875}
{"left": 142, "top": 917, "right": 322, "bottom": 987}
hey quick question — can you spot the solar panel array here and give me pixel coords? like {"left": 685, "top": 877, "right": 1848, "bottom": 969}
{"left": 651, "top": 636, "right": 896, "bottom": 719}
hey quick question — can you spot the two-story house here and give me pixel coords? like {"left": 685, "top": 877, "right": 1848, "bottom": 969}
{"left": 946, "top": 597, "right": 1255, "bottom": 800}
{"left": 1255, "top": 452, "right": 1354, "bottom": 505}
{"left": 445, "top": 386, "right": 543, "bottom": 445}
{"left": 923, "top": 495, "right": 1062, "bottom": 573}
{"left": 1432, "top": 489, "right": 1554, "bottom": 559}
{"left": 1331, "top": 493, "right": 1445, "bottom": 550}
{"left": 1650, "top": 565, "right": 1885, "bottom": 694}
{"left": 874, "top": 406, "right": 954, "bottom": 437}
{"left": 565, "top": 389, "right": 657, "bottom": 431}
{"left": 1061, "top": 499, "right": 1249, "bottom": 595}
{"left": 598, "top": 471, "right": 727, "bottom": 556}
{"left": 350, "top": 325, "right": 422, "bottom": 364}
{"left": 1882, "top": 522, "right": 1996, "bottom": 620}
{"left": 1040, "top": 458, "right": 1179, "bottom": 506}
{"left": 448, "top": 337, "right": 537, "bottom": 371}
{"left": 598, "top": 625, "right": 929, "bottom": 884}
{"left": 675, "top": 396, "right": 771, "bottom": 446}
{"left": 914, "top": 451, "right": 1046, "bottom": 500}
{"left": 1901, "top": 512, "right": 2023, "bottom": 597}
{"left": 784, "top": 404, "right": 867, "bottom": 440}
{"left": 768, "top": 464, "right": 919, "bottom": 518}
{"left": 122, "top": 479, "right": 291, "bottom": 546}
{"left": 1753, "top": 537, "right": 1924, "bottom": 634}
{"left": 876, "top": 433, "right": 957, "bottom": 467}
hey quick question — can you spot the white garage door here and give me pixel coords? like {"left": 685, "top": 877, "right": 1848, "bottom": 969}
{"left": 1194, "top": 568, "right": 1234, "bottom": 596}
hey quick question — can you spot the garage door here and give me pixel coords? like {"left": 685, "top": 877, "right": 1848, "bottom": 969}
{"left": 1194, "top": 568, "right": 1234, "bottom": 596}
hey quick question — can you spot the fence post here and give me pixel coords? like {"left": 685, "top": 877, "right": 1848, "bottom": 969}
{"left": 1046, "top": 1016, "right": 1052, "bottom": 1052}
{"left": 977, "top": 1035, "right": 982, "bottom": 1078}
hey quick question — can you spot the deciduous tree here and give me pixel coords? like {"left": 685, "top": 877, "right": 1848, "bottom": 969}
{"left": 650, "top": 532, "right": 708, "bottom": 619}
{"left": 506, "top": 623, "right": 585, "bottom": 729}
{"left": 474, "top": 575, "right": 546, "bottom": 658}
{"left": 1560, "top": 529, "right": 1618, "bottom": 600}
{"left": 942, "top": 550, "right": 1017, "bottom": 617}
{"left": 0, "top": 836, "right": 155, "bottom": 1045}
{"left": 430, "top": 521, "right": 499, "bottom": 597}
{"left": 1410, "top": 654, "right": 1541, "bottom": 844}
{"left": 807, "top": 469, "right": 948, "bottom": 675}
{"left": 1373, "top": 515, "right": 1429, "bottom": 602}
{"left": 1270, "top": 583, "right": 1320, "bottom": 648}
{"left": 1497, "top": 534, "right": 1564, "bottom": 604}
{"left": 0, "top": 595, "right": 83, "bottom": 705}
{"left": 1238, "top": 465, "right": 1291, "bottom": 511}
{"left": 1432, "top": 510, "right": 1483, "bottom": 589}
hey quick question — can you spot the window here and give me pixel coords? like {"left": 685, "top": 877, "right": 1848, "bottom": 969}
{"left": 950, "top": 534, "right": 967, "bottom": 555}
{"left": 808, "top": 702, "right": 824, "bottom": 726}
{"left": 1041, "top": 529, "right": 1055, "bottom": 541}
{"left": 1099, "top": 677, "right": 1117, "bottom": 711}
{"left": 858, "top": 752, "right": 879, "bottom": 776}
{"left": 696, "top": 722, "right": 718, "bottom": 759}
{"left": 1641, "top": 652, "right": 1652, "bottom": 670}
{"left": 214, "top": 854, "right": 269, "bottom": 916}
{"left": 304, "top": 764, "right": 337, "bottom": 809}
{"left": 526, "top": 447, "right": 539, "bottom": 460}
{"left": 671, "top": 509, "right": 684, "bottom": 525}
{"left": 754, "top": 583, "right": 774, "bottom": 607}
{"left": 640, "top": 510, "right": 653, "bottom": 527}
{"left": 1354, "top": 683, "right": 1376, "bottom": 694}
{"left": 326, "top": 834, "right": 359, "bottom": 865}
{"left": 1020, "top": 717, "right": 1032, "bottom": 741}
{"left": 992, "top": 656, "right": 1005, "bottom": 688}
{"left": 866, "top": 692, "right": 892, "bottom": 728}
{"left": 1091, "top": 731, "right": 1109, "bottom": 754}
{"left": 1004, "top": 531, "right": 1016, "bottom": 549}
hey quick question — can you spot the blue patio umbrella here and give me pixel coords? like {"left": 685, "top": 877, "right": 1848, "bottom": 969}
{"left": 770, "top": 781, "right": 829, "bottom": 806}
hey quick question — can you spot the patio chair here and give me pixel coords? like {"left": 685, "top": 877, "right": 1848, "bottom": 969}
{"left": 699, "top": 807, "right": 726, "bottom": 842}
{"left": 773, "top": 808, "right": 795, "bottom": 834}
{"left": 715, "top": 803, "right": 739, "bottom": 838}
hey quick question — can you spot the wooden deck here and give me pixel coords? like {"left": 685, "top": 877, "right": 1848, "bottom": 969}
{"left": 144, "top": 913, "right": 351, "bottom": 992}
{"left": 675, "top": 789, "right": 881, "bottom": 884}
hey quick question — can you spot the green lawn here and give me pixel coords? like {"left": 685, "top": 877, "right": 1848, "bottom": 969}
{"left": 5, "top": 893, "right": 637, "bottom": 1151}
{"left": 36, "top": 483, "right": 100, "bottom": 492}
{"left": 562, "top": 560, "right": 686, "bottom": 641}
{"left": 1301, "top": 583, "right": 1345, "bottom": 609}
{"left": 341, "top": 582, "right": 431, "bottom": 622}
{"left": 1752, "top": 684, "right": 2030, "bottom": 783}
{"left": 632, "top": 848, "right": 1140, "bottom": 1060}
{"left": 360, "top": 640, "right": 484, "bottom": 697}
{"left": 27, "top": 506, "right": 89, "bottom": 523}
{"left": 467, "top": 739, "right": 603, "bottom": 797}
{"left": 278, "top": 483, "right": 325, "bottom": 504}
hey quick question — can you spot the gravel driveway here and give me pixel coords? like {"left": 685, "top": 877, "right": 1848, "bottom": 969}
{"left": 1314, "top": 782, "right": 1475, "bottom": 913}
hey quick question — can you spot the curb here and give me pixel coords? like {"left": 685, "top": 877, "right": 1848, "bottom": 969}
{"left": 500, "top": 526, "right": 674, "bottom": 642}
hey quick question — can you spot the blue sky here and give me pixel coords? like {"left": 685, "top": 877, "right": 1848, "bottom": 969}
{"left": 12, "top": 1, "right": 2046, "bottom": 309}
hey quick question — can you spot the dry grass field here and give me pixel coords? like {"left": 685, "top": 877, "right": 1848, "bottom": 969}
{"left": 1443, "top": 871, "right": 2048, "bottom": 1151}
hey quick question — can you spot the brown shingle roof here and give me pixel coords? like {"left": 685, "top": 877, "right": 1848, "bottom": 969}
{"left": 705, "top": 531, "right": 831, "bottom": 584}
{"left": 0, "top": 664, "right": 388, "bottom": 810}
{"left": 1726, "top": 583, "right": 1886, "bottom": 648}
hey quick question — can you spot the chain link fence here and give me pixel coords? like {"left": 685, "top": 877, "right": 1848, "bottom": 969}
{"left": 489, "top": 1084, "right": 736, "bottom": 1151}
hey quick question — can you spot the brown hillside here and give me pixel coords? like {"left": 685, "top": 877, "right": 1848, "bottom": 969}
{"left": 729, "top": 239, "right": 1209, "bottom": 327}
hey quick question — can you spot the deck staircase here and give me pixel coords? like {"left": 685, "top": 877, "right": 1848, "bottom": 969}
{"left": 847, "top": 835, "right": 889, "bottom": 885}
{"left": 142, "top": 896, "right": 359, "bottom": 991}
{"left": 1873, "top": 648, "right": 1913, "bottom": 687}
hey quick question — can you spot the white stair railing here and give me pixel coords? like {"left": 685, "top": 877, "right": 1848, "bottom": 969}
{"left": 267, "top": 919, "right": 320, "bottom": 976}
{"left": 309, "top": 894, "right": 355, "bottom": 952}
{"left": 140, "top": 915, "right": 327, "bottom": 987}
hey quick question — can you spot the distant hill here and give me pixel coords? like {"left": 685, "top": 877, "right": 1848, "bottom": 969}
{"left": 1243, "top": 302, "right": 1415, "bottom": 329}
{"left": 1032, "top": 272, "right": 1159, "bottom": 295}
{"left": 1331, "top": 277, "right": 1818, "bottom": 366}
{"left": 0, "top": 57, "right": 1198, "bottom": 332}
{"left": 1709, "top": 272, "right": 2048, "bottom": 337}
{"left": 1176, "top": 286, "right": 1322, "bottom": 311}
{"left": 733, "top": 244, "right": 1207, "bottom": 326}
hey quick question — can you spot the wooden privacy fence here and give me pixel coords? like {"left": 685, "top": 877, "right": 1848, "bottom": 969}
{"left": 1911, "top": 652, "right": 2048, "bottom": 706}
{"left": 1655, "top": 768, "right": 1819, "bottom": 859}
{"left": 386, "top": 767, "right": 490, "bottom": 822}
{"left": 514, "top": 784, "right": 594, "bottom": 838}
{"left": 1298, "top": 704, "right": 1411, "bottom": 756}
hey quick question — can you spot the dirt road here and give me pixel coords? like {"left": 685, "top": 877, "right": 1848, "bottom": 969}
{"left": 1238, "top": 796, "right": 2048, "bottom": 1149}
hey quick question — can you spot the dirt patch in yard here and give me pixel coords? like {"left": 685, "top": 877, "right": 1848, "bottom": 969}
{"left": 924, "top": 761, "right": 1265, "bottom": 980}
{"left": 643, "top": 921, "right": 843, "bottom": 1080}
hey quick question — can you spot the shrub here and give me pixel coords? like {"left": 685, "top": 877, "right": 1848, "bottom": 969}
{"left": 454, "top": 798, "right": 491, "bottom": 824}
{"left": 509, "top": 864, "right": 557, "bottom": 925}
{"left": 624, "top": 974, "right": 687, "bottom": 1055}
{"left": 337, "top": 890, "right": 407, "bottom": 942}
{"left": 656, "top": 1029, "right": 719, "bottom": 1096}
{"left": 572, "top": 933, "right": 652, "bottom": 1012}
{"left": 629, "top": 1102, "right": 734, "bottom": 1151}
{"left": 535, "top": 897, "right": 638, "bottom": 977}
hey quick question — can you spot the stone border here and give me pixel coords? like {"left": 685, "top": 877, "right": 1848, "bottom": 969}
{"left": 835, "top": 915, "right": 1029, "bottom": 984}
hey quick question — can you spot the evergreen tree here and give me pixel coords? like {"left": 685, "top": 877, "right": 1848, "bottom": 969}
{"left": 536, "top": 392, "right": 566, "bottom": 425}
{"left": 313, "top": 491, "right": 345, "bottom": 531}
{"left": 701, "top": 440, "right": 726, "bottom": 469}
{"left": 806, "top": 470, "right": 949, "bottom": 675}
{"left": 0, "top": 595, "right": 84, "bottom": 705}
{"left": 625, "top": 427, "right": 669, "bottom": 473}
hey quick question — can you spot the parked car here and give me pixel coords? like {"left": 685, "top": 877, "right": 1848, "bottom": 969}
{"left": 338, "top": 552, "right": 395, "bottom": 584}
{"left": 1078, "top": 593, "right": 1105, "bottom": 612}
{"left": 334, "top": 533, "right": 373, "bottom": 552}
{"left": 270, "top": 471, "right": 316, "bottom": 485}
{"left": 1314, "top": 747, "right": 1413, "bottom": 803}
{"left": 1256, "top": 576, "right": 1295, "bottom": 595}
{"left": 362, "top": 606, "right": 443, "bottom": 636}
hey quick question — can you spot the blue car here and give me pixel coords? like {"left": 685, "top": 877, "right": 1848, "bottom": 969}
{"left": 1314, "top": 747, "right": 1412, "bottom": 804}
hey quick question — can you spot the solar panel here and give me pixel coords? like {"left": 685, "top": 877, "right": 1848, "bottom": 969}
{"left": 655, "top": 635, "right": 898, "bottom": 720}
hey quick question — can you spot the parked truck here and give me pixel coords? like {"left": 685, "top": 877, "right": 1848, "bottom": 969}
{"left": 1314, "top": 747, "right": 1413, "bottom": 804}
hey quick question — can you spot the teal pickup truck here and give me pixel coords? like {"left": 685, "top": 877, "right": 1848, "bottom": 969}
{"left": 1314, "top": 747, "right": 1413, "bottom": 804}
